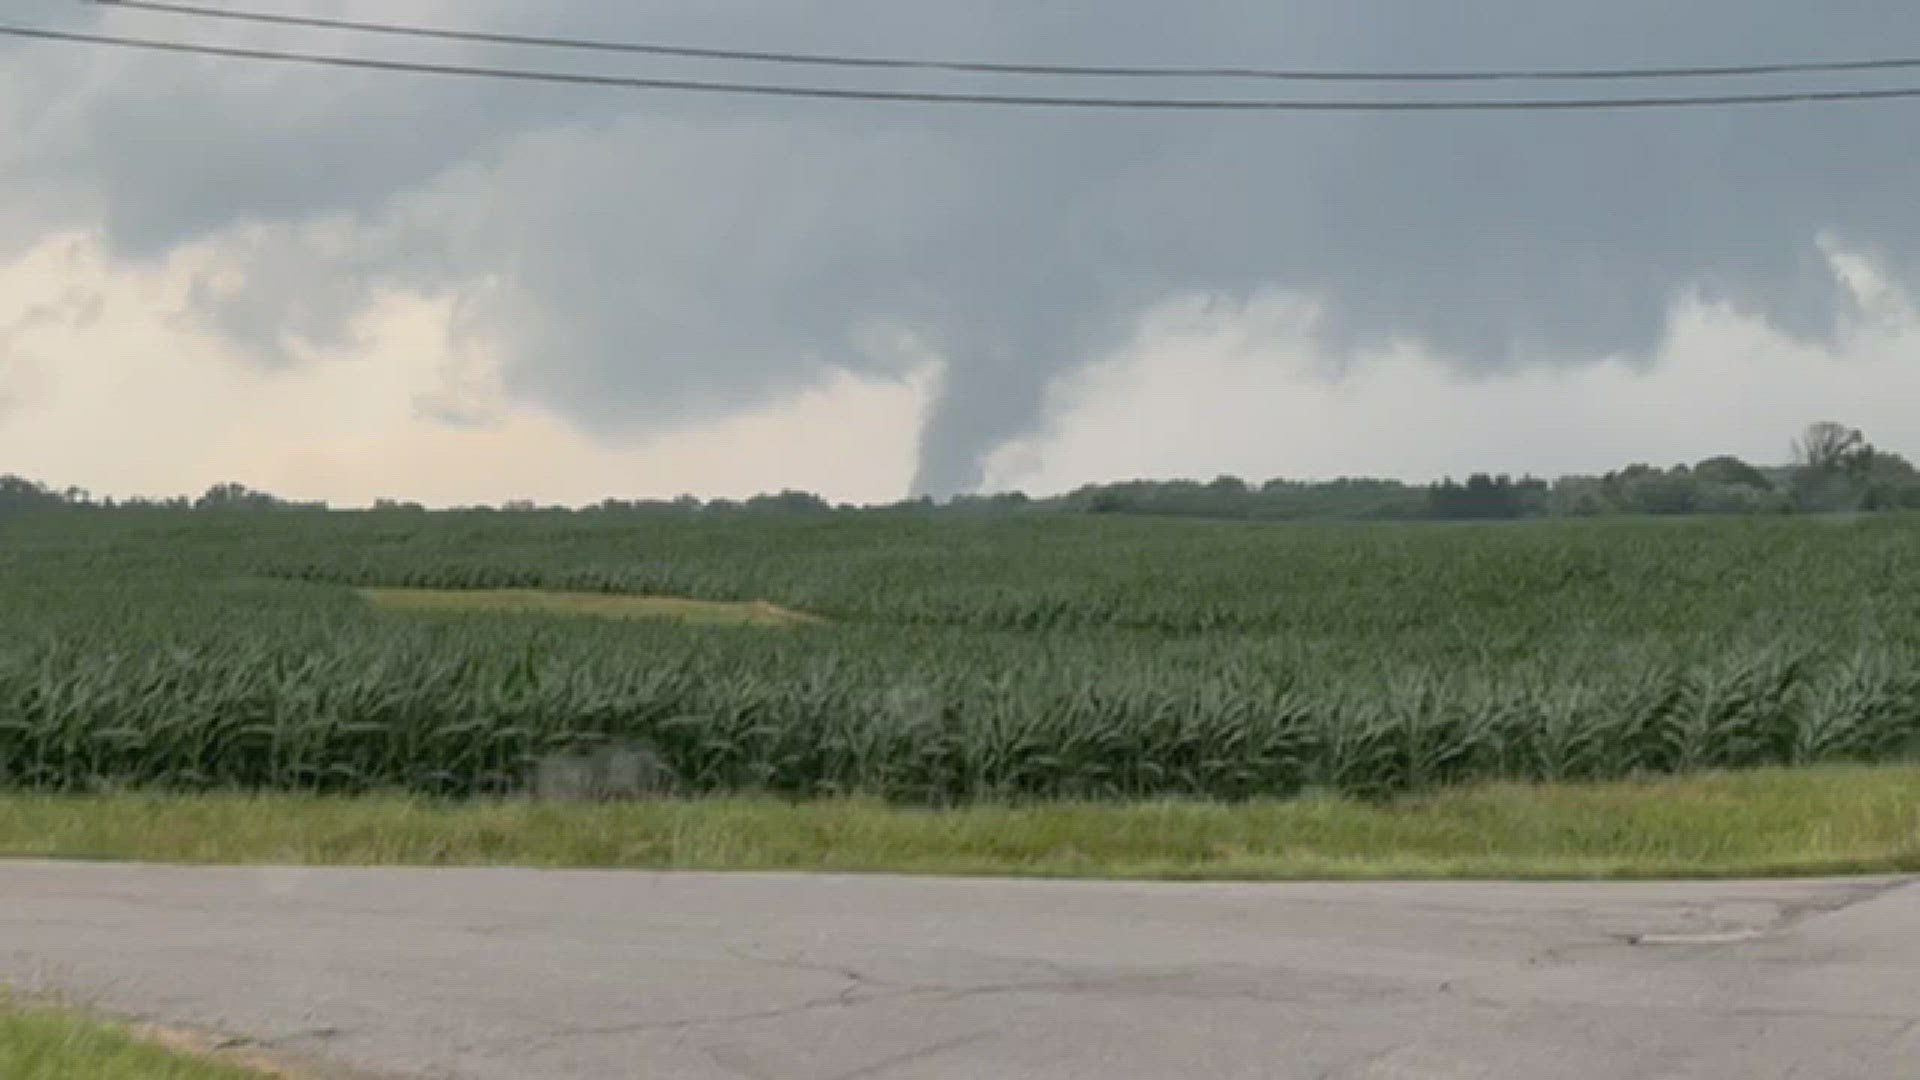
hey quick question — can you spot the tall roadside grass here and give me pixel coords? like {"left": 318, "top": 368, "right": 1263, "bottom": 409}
{"left": 4, "top": 767, "right": 1916, "bottom": 879}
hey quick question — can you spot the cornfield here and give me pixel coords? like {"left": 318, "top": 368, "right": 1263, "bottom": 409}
{"left": 2, "top": 510, "right": 1917, "bottom": 802}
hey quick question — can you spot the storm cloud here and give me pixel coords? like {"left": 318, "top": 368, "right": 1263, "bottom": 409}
{"left": 6, "top": 0, "right": 1920, "bottom": 495}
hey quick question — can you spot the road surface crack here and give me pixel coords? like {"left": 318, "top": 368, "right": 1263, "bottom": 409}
{"left": 819, "top": 1032, "right": 995, "bottom": 1080}
{"left": 1765, "top": 877, "right": 1915, "bottom": 932}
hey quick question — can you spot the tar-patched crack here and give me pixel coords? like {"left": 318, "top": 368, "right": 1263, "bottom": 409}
{"left": 218, "top": 1024, "right": 345, "bottom": 1049}
{"left": 1764, "top": 877, "right": 1912, "bottom": 931}
{"left": 1623, "top": 877, "right": 1912, "bottom": 947}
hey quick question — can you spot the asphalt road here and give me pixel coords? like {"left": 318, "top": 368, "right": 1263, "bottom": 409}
{"left": 2, "top": 864, "right": 1916, "bottom": 1079}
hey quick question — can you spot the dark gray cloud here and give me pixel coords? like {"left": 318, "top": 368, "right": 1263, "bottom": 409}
{"left": 6, "top": 0, "right": 1920, "bottom": 493}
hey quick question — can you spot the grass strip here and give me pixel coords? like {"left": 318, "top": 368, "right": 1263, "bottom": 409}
{"left": 3, "top": 766, "right": 1916, "bottom": 880}
{"left": 0, "top": 1004, "right": 282, "bottom": 1079}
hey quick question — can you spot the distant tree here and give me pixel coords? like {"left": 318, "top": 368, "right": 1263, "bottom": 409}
{"left": 1793, "top": 422, "right": 1869, "bottom": 473}
{"left": 745, "top": 490, "right": 831, "bottom": 512}
{"left": 1427, "top": 474, "right": 1538, "bottom": 520}
{"left": 1620, "top": 469, "right": 1699, "bottom": 515}
{"left": 1549, "top": 476, "right": 1611, "bottom": 517}
{"left": 194, "top": 482, "right": 290, "bottom": 511}
{"left": 1692, "top": 481, "right": 1788, "bottom": 515}
{"left": 0, "top": 475, "right": 69, "bottom": 512}
{"left": 1693, "top": 455, "right": 1772, "bottom": 490}
{"left": 1788, "top": 422, "right": 1886, "bottom": 511}
{"left": 118, "top": 494, "right": 191, "bottom": 511}
{"left": 1858, "top": 450, "right": 1920, "bottom": 511}
{"left": 946, "top": 491, "right": 1031, "bottom": 513}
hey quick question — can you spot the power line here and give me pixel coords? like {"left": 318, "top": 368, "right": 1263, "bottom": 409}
{"left": 83, "top": 0, "right": 1920, "bottom": 85}
{"left": 13, "top": 22, "right": 1920, "bottom": 111}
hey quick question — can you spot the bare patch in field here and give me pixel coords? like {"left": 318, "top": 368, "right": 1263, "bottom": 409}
{"left": 361, "top": 587, "right": 822, "bottom": 627}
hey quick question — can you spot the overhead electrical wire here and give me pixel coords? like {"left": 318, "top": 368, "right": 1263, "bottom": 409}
{"left": 83, "top": 0, "right": 1920, "bottom": 84}
{"left": 10, "top": 22, "right": 1920, "bottom": 112}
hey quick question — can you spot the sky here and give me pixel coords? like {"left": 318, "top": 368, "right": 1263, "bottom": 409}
{"left": 4, "top": 0, "right": 1920, "bottom": 506}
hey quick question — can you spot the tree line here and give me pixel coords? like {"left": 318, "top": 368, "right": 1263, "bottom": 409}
{"left": 5, "top": 422, "right": 1917, "bottom": 522}
{"left": 1054, "top": 423, "right": 1920, "bottom": 521}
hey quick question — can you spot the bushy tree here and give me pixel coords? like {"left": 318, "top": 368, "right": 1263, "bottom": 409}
{"left": 745, "top": 490, "right": 832, "bottom": 512}
{"left": 1426, "top": 474, "right": 1546, "bottom": 520}
{"left": 1693, "top": 455, "right": 1772, "bottom": 490}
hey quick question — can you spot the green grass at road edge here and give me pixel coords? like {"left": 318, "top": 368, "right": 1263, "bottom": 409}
{"left": 0, "top": 1003, "right": 282, "bottom": 1079}
{"left": 2, "top": 766, "right": 1917, "bottom": 881}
